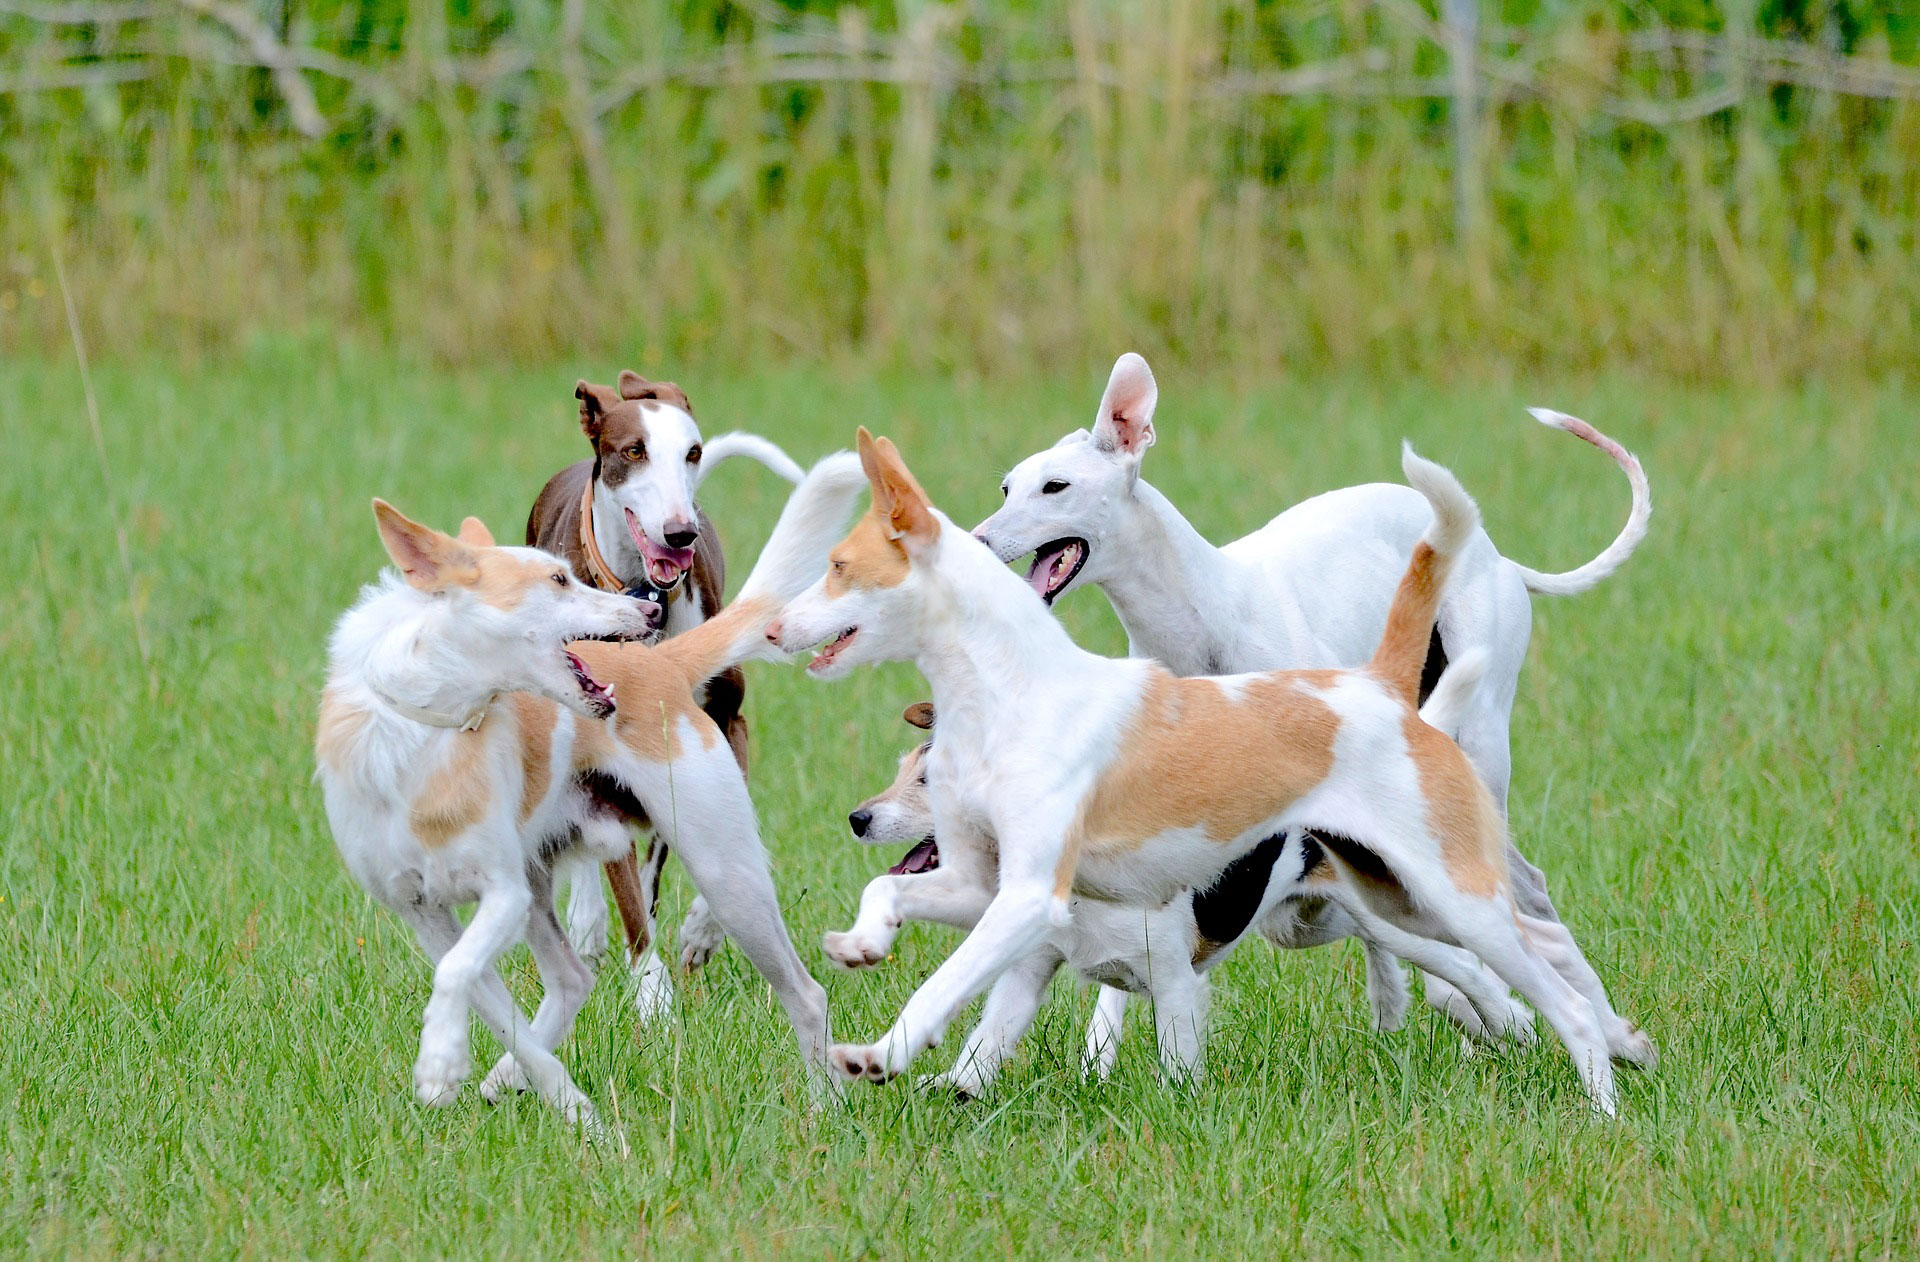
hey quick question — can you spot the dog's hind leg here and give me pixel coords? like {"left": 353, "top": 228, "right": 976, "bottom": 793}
{"left": 923, "top": 947, "right": 1063, "bottom": 1099}
{"left": 561, "top": 850, "right": 610, "bottom": 967}
{"left": 1082, "top": 987, "right": 1128, "bottom": 1081}
{"left": 1519, "top": 912, "right": 1656, "bottom": 1068}
{"left": 606, "top": 834, "right": 676, "bottom": 1024}
{"left": 481, "top": 865, "right": 599, "bottom": 1104}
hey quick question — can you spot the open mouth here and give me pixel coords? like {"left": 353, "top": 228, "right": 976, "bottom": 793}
{"left": 807, "top": 627, "right": 860, "bottom": 674}
{"left": 887, "top": 838, "right": 940, "bottom": 876}
{"left": 624, "top": 508, "right": 695, "bottom": 589}
{"left": 1025, "top": 537, "right": 1088, "bottom": 604}
{"left": 564, "top": 650, "right": 617, "bottom": 717}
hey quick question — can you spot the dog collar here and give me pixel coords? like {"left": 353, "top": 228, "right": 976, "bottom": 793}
{"left": 371, "top": 683, "right": 492, "bottom": 731}
{"left": 578, "top": 483, "right": 688, "bottom": 599}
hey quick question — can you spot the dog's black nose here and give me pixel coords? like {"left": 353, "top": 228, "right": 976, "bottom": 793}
{"left": 663, "top": 519, "right": 699, "bottom": 550}
{"left": 849, "top": 808, "right": 872, "bottom": 837}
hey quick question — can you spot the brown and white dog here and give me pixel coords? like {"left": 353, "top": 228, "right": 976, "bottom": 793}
{"left": 527, "top": 372, "right": 804, "bottom": 1014}
{"left": 775, "top": 429, "right": 1642, "bottom": 1115}
{"left": 316, "top": 453, "right": 865, "bottom": 1124}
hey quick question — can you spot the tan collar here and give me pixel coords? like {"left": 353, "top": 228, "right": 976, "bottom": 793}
{"left": 577, "top": 480, "right": 627, "bottom": 593}
{"left": 371, "top": 682, "right": 493, "bottom": 731}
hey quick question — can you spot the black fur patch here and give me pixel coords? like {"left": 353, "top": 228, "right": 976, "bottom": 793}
{"left": 1297, "top": 830, "right": 1327, "bottom": 882}
{"left": 1191, "top": 831, "right": 1289, "bottom": 957}
{"left": 1418, "top": 622, "right": 1448, "bottom": 708}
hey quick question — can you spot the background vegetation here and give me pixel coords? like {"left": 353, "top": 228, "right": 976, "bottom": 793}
{"left": 3, "top": 0, "right": 1918, "bottom": 379}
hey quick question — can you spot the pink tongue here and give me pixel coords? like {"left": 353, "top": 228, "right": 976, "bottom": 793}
{"left": 1027, "top": 544, "right": 1075, "bottom": 597}
{"left": 625, "top": 512, "right": 694, "bottom": 579}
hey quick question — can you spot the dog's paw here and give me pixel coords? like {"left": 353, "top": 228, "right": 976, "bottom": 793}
{"left": 1610, "top": 1024, "right": 1658, "bottom": 1070}
{"left": 822, "top": 929, "right": 889, "bottom": 971}
{"left": 916, "top": 1069, "right": 985, "bottom": 1101}
{"left": 413, "top": 1043, "right": 471, "bottom": 1108}
{"left": 479, "top": 1053, "right": 530, "bottom": 1104}
{"left": 631, "top": 952, "right": 676, "bottom": 1025}
{"left": 829, "top": 1043, "right": 898, "bottom": 1084}
{"left": 678, "top": 902, "right": 725, "bottom": 972}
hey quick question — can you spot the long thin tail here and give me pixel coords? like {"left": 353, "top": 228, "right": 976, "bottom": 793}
{"left": 1508, "top": 408, "right": 1651, "bottom": 596}
{"left": 660, "top": 451, "right": 865, "bottom": 681}
{"left": 696, "top": 432, "right": 806, "bottom": 488}
{"left": 1417, "top": 647, "right": 1487, "bottom": 737}
{"left": 1370, "top": 444, "right": 1480, "bottom": 705}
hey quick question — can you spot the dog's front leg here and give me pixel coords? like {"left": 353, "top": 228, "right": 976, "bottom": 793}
{"left": 921, "top": 945, "right": 1064, "bottom": 1099}
{"left": 395, "top": 878, "right": 532, "bottom": 1108}
{"left": 829, "top": 883, "right": 1056, "bottom": 1084}
{"left": 823, "top": 867, "right": 994, "bottom": 970}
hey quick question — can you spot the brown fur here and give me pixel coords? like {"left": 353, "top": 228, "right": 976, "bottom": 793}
{"left": 509, "top": 693, "right": 556, "bottom": 825}
{"left": 1402, "top": 711, "right": 1506, "bottom": 896}
{"left": 314, "top": 687, "right": 370, "bottom": 775}
{"left": 1057, "top": 671, "right": 1342, "bottom": 897}
{"left": 409, "top": 728, "right": 493, "bottom": 848}
{"left": 1369, "top": 542, "right": 1449, "bottom": 705}
{"left": 828, "top": 510, "right": 912, "bottom": 593}
{"left": 856, "top": 428, "right": 940, "bottom": 547}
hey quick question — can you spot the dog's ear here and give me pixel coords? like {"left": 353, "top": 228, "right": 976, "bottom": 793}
{"left": 619, "top": 371, "right": 694, "bottom": 414}
{"left": 1091, "top": 352, "right": 1158, "bottom": 458}
{"left": 903, "top": 702, "right": 934, "bottom": 730}
{"left": 577, "top": 380, "right": 620, "bottom": 441}
{"left": 456, "top": 516, "right": 495, "bottom": 548}
{"left": 616, "top": 370, "right": 650, "bottom": 400}
{"left": 870, "top": 436, "right": 939, "bottom": 548}
{"left": 373, "top": 499, "right": 477, "bottom": 591}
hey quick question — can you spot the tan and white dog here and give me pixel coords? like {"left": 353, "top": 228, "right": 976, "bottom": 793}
{"left": 315, "top": 453, "right": 865, "bottom": 1124}
{"left": 774, "top": 430, "right": 1639, "bottom": 1115}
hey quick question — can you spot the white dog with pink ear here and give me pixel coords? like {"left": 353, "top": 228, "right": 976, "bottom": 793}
{"left": 972, "top": 353, "right": 1655, "bottom": 1062}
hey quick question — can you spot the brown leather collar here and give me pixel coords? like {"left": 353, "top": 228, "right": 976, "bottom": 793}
{"left": 577, "top": 481, "right": 627, "bottom": 592}
{"left": 578, "top": 481, "right": 686, "bottom": 600}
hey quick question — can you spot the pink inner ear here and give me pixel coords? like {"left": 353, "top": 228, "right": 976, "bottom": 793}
{"left": 1095, "top": 355, "right": 1158, "bottom": 454}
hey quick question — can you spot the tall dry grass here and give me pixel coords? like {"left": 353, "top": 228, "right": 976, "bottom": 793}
{"left": 1, "top": 0, "right": 1915, "bottom": 380}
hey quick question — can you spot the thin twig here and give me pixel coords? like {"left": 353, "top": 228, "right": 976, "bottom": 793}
{"left": 173, "top": 0, "right": 326, "bottom": 136}
{"left": 48, "top": 234, "right": 157, "bottom": 689}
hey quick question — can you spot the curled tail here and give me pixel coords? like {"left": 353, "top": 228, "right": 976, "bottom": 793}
{"left": 660, "top": 451, "right": 865, "bottom": 682}
{"left": 1370, "top": 444, "right": 1481, "bottom": 706}
{"left": 1509, "top": 408, "right": 1650, "bottom": 596}
{"left": 696, "top": 432, "right": 806, "bottom": 488}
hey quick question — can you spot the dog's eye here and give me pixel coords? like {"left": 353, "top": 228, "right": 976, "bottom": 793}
{"left": 625, "top": 445, "right": 646, "bottom": 462}
{"left": 1042, "top": 480, "right": 1070, "bottom": 494}
{"left": 552, "top": 572, "right": 570, "bottom": 587}
{"left": 832, "top": 559, "right": 846, "bottom": 573}
{"left": 917, "top": 771, "right": 928, "bottom": 786}
{"left": 1000, "top": 483, "right": 1008, "bottom": 498}
{"left": 686, "top": 444, "right": 702, "bottom": 464}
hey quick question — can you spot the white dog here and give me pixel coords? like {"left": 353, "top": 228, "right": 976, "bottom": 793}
{"left": 775, "top": 429, "right": 1639, "bottom": 1115}
{"left": 972, "top": 354, "right": 1653, "bottom": 1060}
{"left": 316, "top": 454, "right": 864, "bottom": 1123}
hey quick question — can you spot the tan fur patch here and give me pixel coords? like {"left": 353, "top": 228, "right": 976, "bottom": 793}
{"left": 410, "top": 728, "right": 492, "bottom": 848}
{"left": 826, "top": 509, "right": 911, "bottom": 594}
{"left": 508, "top": 693, "right": 556, "bottom": 825}
{"left": 1370, "top": 541, "right": 1443, "bottom": 704}
{"left": 314, "top": 687, "right": 369, "bottom": 774}
{"left": 1057, "top": 670, "right": 1342, "bottom": 897}
{"left": 566, "top": 640, "right": 722, "bottom": 763}
{"left": 471, "top": 552, "right": 564, "bottom": 612}
{"left": 1402, "top": 712, "right": 1505, "bottom": 897}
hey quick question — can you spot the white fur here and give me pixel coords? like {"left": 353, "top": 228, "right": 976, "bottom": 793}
{"left": 782, "top": 445, "right": 1637, "bottom": 1114}
{"left": 320, "top": 461, "right": 863, "bottom": 1123}
{"left": 971, "top": 353, "right": 1651, "bottom": 1053}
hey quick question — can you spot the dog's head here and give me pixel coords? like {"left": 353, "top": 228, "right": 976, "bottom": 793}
{"left": 772, "top": 428, "right": 944, "bottom": 679}
{"left": 577, "top": 371, "right": 704, "bottom": 589}
{"left": 373, "top": 500, "right": 651, "bottom": 719}
{"left": 973, "top": 351, "right": 1158, "bottom": 605}
{"left": 849, "top": 702, "right": 936, "bottom": 844}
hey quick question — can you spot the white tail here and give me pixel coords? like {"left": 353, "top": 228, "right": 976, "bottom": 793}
{"left": 1417, "top": 647, "right": 1488, "bottom": 737}
{"left": 696, "top": 432, "right": 806, "bottom": 488}
{"left": 661, "top": 451, "right": 866, "bottom": 680}
{"left": 1509, "top": 408, "right": 1651, "bottom": 597}
{"left": 1401, "top": 442, "right": 1480, "bottom": 560}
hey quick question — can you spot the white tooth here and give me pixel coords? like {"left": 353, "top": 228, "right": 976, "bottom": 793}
{"left": 604, "top": 683, "right": 616, "bottom": 698}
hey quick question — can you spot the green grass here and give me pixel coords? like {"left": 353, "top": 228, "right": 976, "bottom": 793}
{"left": 1, "top": 346, "right": 1915, "bottom": 1256}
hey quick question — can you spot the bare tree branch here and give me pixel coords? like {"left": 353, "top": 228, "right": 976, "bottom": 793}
{"left": 172, "top": 0, "right": 325, "bottom": 137}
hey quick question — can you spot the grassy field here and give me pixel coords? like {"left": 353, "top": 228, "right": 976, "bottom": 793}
{"left": 1, "top": 346, "right": 1915, "bottom": 1257}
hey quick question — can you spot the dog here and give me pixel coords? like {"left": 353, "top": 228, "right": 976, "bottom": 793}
{"left": 843, "top": 682, "right": 1494, "bottom": 1095}
{"left": 526, "top": 372, "right": 806, "bottom": 1018}
{"left": 775, "top": 429, "right": 1640, "bottom": 1115}
{"left": 315, "top": 453, "right": 864, "bottom": 1123}
{"left": 972, "top": 353, "right": 1653, "bottom": 1059}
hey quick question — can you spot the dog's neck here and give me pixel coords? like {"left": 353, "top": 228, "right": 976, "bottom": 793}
{"left": 913, "top": 528, "right": 1103, "bottom": 744}
{"left": 1093, "top": 478, "right": 1242, "bottom": 675}
{"left": 340, "top": 582, "right": 508, "bottom": 732}
{"left": 590, "top": 481, "right": 645, "bottom": 582}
